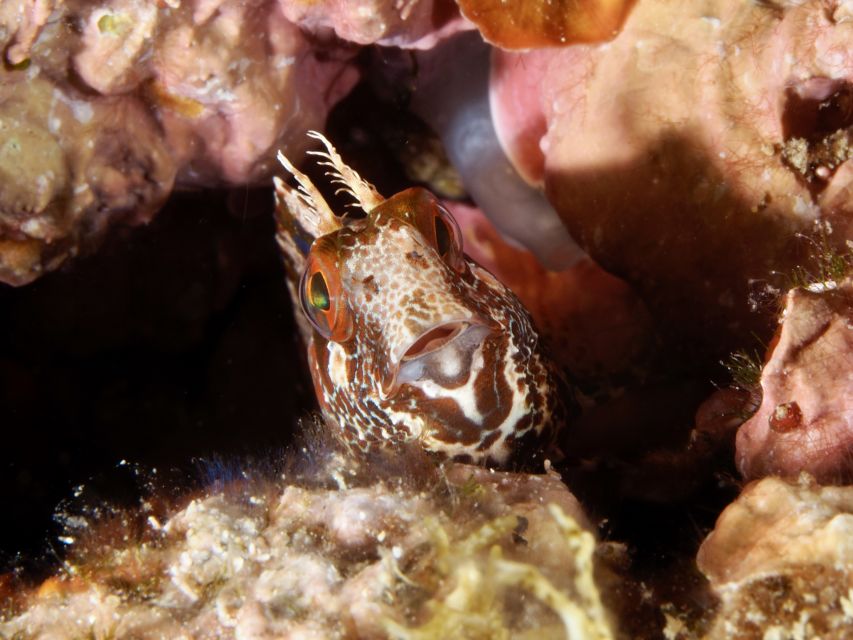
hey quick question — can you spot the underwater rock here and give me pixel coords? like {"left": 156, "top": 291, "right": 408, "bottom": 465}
{"left": 490, "top": 0, "right": 853, "bottom": 354}
{"left": 736, "top": 276, "right": 853, "bottom": 482}
{"left": 698, "top": 475, "right": 853, "bottom": 638}
{"left": 279, "top": 0, "right": 468, "bottom": 49}
{"left": 0, "top": 0, "right": 356, "bottom": 285}
{"left": 149, "top": 0, "right": 356, "bottom": 185}
{"left": 0, "top": 0, "right": 55, "bottom": 66}
{"left": 0, "top": 72, "right": 175, "bottom": 286}
{"left": 0, "top": 461, "right": 616, "bottom": 639}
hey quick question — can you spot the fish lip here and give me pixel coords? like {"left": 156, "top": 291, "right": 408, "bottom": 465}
{"left": 400, "top": 322, "right": 467, "bottom": 362}
{"left": 389, "top": 316, "right": 484, "bottom": 365}
{"left": 382, "top": 318, "right": 494, "bottom": 398}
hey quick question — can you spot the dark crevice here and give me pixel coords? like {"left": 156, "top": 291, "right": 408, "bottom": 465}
{"left": 780, "top": 79, "right": 853, "bottom": 193}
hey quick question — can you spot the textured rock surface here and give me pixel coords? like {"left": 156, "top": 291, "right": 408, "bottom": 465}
{"left": 279, "top": 0, "right": 467, "bottom": 48}
{"left": 0, "top": 0, "right": 357, "bottom": 285}
{"left": 0, "top": 460, "right": 615, "bottom": 639}
{"left": 736, "top": 276, "right": 853, "bottom": 481}
{"left": 0, "top": 72, "right": 175, "bottom": 286}
{"left": 698, "top": 475, "right": 853, "bottom": 639}
{"left": 491, "top": 0, "right": 853, "bottom": 354}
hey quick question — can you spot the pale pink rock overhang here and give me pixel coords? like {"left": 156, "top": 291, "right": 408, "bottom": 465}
{"left": 736, "top": 277, "right": 853, "bottom": 482}
{"left": 697, "top": 475, "right": 853, "bottom": 638}
{"left": 490, "top": 0, "right": 853, "bottom": 353}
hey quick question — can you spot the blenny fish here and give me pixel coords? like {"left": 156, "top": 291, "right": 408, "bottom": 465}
{"left": 274, "top": 132, "right": 567, "bottom": 464}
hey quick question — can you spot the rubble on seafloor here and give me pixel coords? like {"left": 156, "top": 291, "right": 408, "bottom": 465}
{"left": 0, "top": 450, "right": 622, "bottom": 640}
{"left": 7, "top": 454, "right": 853, "bottom": 638}
{"left": 697, "top": 475, "right": 853, "bottom": 640}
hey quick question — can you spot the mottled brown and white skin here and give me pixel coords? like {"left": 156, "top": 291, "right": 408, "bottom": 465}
{"left": 274, "top": 133, "right": 566, "bottom": 464}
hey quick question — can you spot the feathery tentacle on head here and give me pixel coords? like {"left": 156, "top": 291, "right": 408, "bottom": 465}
{"left": 305, "top": 130, "right": 384, "bottom": 211}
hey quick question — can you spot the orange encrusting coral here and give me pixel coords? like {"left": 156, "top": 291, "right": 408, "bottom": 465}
{"left": 457, "top": 0, "right": 637, "bottom": 48}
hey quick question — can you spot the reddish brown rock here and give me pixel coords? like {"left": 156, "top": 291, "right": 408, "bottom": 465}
{"left": 736, "top": 277, "right": 853, "bottom": 482}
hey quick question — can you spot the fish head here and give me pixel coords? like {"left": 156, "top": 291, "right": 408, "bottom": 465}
{"left": 277, "top": 135, "right": 563, "bottom": 464}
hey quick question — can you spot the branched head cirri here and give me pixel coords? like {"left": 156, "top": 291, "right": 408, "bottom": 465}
{"left": 275, "top": 132, "right": 565, "bottom": 465}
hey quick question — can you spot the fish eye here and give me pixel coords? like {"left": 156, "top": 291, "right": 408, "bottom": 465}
{"left": 387, "top": 188, "right": 465, "bottom": 270}
{"left": 299, "top": 253, "right": 353, "bottom": 342}
{"left": 434, "top": 214, "right": 453, "bottom": 259}
{"left": 427, "top": 204, "right": 464, "bottom": 271}
{"left": 309, "top": 272, "right": 330, "bottom": 311}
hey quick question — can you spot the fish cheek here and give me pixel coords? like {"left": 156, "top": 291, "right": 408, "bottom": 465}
{"left": 420, "top": 395, "right": 484, "bottom": 446}
{"left": 308, "top": 340, "right": 334, "bottom": 415}
{"left": 473, "top": 339, "right": 513, "bottom": 427}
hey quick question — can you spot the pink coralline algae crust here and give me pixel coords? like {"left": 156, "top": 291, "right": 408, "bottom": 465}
{"left": 147, "top": 1, "right": 356, "bottom": 185}
{"left": 279, "top": 0, "right": 469, "bottom": 49}
{"left": 697, "top": 475, "right": 853, "bottom": 639}
{"left": 0, "top": 462, "right": 615, "bottom": 639}
{"left": 490, "top": 0, "right": 853, "bottom": 353}
{"left": 0, "top": 0, "right": 55, "bottom": 66}
{"left": 736, "top": 277, "right": 853, "bottom": 482}
{"left": 0, "top": 0, "right": 361, "bottom": 285}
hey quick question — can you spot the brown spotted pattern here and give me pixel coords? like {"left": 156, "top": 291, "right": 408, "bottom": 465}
{"left": 275, "top": 135, "right": 566, "bottom": 464}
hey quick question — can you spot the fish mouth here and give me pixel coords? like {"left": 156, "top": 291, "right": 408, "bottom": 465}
{"left": 402, "top": 323, "right": 467, "bottom": 361}
{"left": 383, "top": 320, "right": 494, "bottom": 396}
